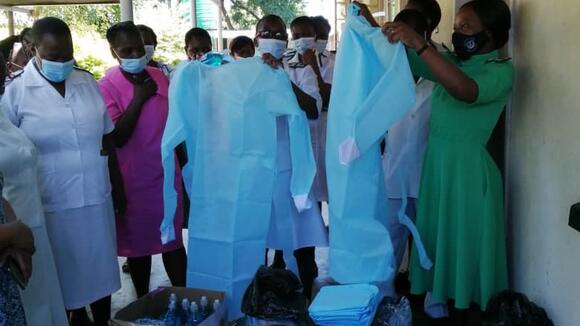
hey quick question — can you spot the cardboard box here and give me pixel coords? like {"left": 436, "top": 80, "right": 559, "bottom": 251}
{"left": 110, "top": 287, "right": 226, "bottom": 326}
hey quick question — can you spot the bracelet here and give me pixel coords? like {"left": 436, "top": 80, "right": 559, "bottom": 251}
{"left": 416, "top": 43, "right": 430, "bottom": 56}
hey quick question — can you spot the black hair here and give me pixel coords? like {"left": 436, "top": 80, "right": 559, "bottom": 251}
{"left": 229, "top": 36, "right": 254, "bottom": 53}
{"left": 184, "top": 27, "right": 211, "bottom": 47}
{"left": 31, "top": 17, "right": 71, "bottom": 46}
{"left": 462, "top": 0, "right": 511, "bottom": 49}
{"left": 311, "top": 16, "right": 331, "bottom": 36}
{"left": 106, "top": 21, "right": 142, "bottom": 46}
{"left": 255, "top": 15, "right": 286, "bottom": 33}
{"left": 290, "top": 16, "right": 315, "bottom": 31}
{"left": 395, "top": 9, "right": 429, "bottom": 37}
{"left": 19, "top": 28, "right": 32, "bottom": 41}
{"left": 406, "top": 0, "right": 442, "bottom": 32}
{"left": 136, "top": 24, "right": 157, "bottom": 46}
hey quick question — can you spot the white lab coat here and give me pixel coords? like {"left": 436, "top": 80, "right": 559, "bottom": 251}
{"left": 0, "top": 108, "right": 68, "bottom": 326}
{"left": 267, "top": 55, "right": 327, "bottom": 254}
{"left": 1, "top": 60, "right": 120, "bottom": 309}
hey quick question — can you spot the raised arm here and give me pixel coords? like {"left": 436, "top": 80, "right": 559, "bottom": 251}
{"left": 384, "top": 22, "right": 479, "bottom": 103}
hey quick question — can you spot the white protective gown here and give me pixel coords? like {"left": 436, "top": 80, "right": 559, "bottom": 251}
{"left": 0, "top": 107, "right": 68, "bottom": 326}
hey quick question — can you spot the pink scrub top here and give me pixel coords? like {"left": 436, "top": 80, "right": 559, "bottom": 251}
{"left": 99, "top": 66, "right": 184, "bottom": 257}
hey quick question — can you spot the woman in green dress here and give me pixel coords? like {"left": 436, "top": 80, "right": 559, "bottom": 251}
{"left": 381, "top": 0, "right": 514, "bottom": 314}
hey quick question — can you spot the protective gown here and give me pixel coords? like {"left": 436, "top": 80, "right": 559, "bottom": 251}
{"left": 326, "top": 4, "right": 431, "bottom": 287}
{"left": 161, "top": 58, "right": 316, "bottom": 320}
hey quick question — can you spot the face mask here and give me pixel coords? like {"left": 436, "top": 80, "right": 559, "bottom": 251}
{"left": 314, "top": 39, "right": 328, "bottom": 53}
{"left": 452, "top": 31, "right": 489, "bottom": 60}
{"left": 144, "top": 45, "right": 155, "bottom": 62}
{"left": 257, "top": 39, "right": 287, "bottom": 60}
{"left": 38, "top": 58, "right": 74, "bottom": 83}
{"left": 119, "top": 55, "right": 148, "bottom": 74}
{"left": 293, "top": 37, "right": 316, "bottom": 55}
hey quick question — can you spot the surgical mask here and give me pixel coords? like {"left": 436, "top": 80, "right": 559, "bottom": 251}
{"left": 293, "top": 37, "right": 316, "bottom": 54}
{"left": 314, "top": 39, "right": 328, "bottom": 53}
{"left": 119, "top": 55, "right": 148, "bottom": 74}
{"left": 452, "top": 31, "right": 489, "bottom": 60}
{"left": 38, "top": 57, "right": 74, "bottom": 83}
{"left": 144, "top": 45, "right": 155, "bottom": 62}
{"left": 257, "top": 39, "right": 287, "bottom": 60}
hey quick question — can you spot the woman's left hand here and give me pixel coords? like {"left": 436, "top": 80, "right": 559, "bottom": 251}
{"left": 382, "top": 22, "right": 426, "bottom": 50}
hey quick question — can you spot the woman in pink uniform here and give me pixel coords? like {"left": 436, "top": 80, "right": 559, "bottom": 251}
{"left": 99, "top": 21, "right": 187, "bottom": 297}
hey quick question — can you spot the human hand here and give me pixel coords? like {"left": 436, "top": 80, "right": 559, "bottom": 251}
{"left": 0, "top": 248, "right": 33, "bottom": 286}
{"left": 261, "top": 53, "right": 283, "bottom": 69}
{"left": 301, "top": 49, "right": 318, "bottom": 68}
{"left": 353, "top": 1, "right": 376, "bottom": 25}
{"left": 382, "top": 22, "right": 427, "bottom": 50}
{"left": 5, "top": 221, "right": 35, "bottom": 255}
{"left": 133, "top": 78, "right": 158, "bottom": 104}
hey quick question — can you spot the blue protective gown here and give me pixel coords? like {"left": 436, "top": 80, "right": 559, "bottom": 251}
{"left": 161, "top": 58, "right": 316, "bottom": 321}
{"left": 326, "top": 4, "right": 417, "bottom": 286}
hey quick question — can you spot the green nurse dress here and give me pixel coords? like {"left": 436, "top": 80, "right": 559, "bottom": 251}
{"left": 407, "top": 50, "right": 514, "bottom": 310}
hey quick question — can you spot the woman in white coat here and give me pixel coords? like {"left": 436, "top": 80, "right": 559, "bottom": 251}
{"left": 0, "top": 52, "right": 68, "bottom": 325}
{"left": 2, "top": 18, "right": 122, "bottom": 326}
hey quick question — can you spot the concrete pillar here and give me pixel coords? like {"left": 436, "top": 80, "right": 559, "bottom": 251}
{"left": 190, "top": 0, "right": 197, "bottom": 27}
{"left": 120, "top": 0, "right": 134, "bottom": 21}
{"left": 7, "top": 9, "right": 14, "bottom": 36}
{"left": 217, "top": 0, "right": 223, "bottom": 51}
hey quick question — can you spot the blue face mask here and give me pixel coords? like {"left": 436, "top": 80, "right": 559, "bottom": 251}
{"left": 257, "top": 39, "right": 287, "bottom": 60}
{"left": 293, "top": 37, "right": 316, "bottom": 54}
{"left": 39, "top": 58, "right": 74, "bottom": 83}
{"left": 119, "top": 55, "right": 148, "bottom": 74}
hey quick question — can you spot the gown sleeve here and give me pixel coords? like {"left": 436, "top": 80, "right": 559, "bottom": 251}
{"left": 160, "top": 61, "right": 200, "bottom": 244}
{"left": 266, "top": 68, "right": 317, "bottom": 212}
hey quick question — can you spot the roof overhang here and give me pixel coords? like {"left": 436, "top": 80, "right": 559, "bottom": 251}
{"left": 0, "top": 0, "right": 118, "bottom": 6}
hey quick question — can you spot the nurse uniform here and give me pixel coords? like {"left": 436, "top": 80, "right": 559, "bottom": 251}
{"left": 2, "top": 61, "right": 121, "bottom": 310}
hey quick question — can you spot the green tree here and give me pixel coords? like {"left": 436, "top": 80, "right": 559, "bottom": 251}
{"left": 33, "top": 4, "right": 121, "bottom": 37}
{"left": 229, "top": 0, "right": 305, "bottom": 30}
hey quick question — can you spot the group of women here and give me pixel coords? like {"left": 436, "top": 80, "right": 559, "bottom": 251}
{"left": 0, "top": 0, "right": 514, "bottom": 324}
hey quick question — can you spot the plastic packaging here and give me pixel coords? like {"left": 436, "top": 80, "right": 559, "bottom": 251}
{"left": 372, "top": 296, "right": 412, "bottom": 326}
{"left": 484, "top": 290, "right": 554, "bottom": 326}
{"left": 241, "top": 266, "right": 311, "bottom": 325}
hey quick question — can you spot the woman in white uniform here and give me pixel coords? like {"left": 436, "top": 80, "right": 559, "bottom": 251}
{"left": 1, "top": 18, "right": 121, "bottom": 326}
{"left": 0, "top": 52, "right": 68, "bottom": 326}
{"left": 256, "top": 15, "right": 328, "bottom": 299}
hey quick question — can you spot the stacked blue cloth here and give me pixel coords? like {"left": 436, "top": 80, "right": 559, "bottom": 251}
{"left": 308, "top": 284, "right": 381, "bottom": 326}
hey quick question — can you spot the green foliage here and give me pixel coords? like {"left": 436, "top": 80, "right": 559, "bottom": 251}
{"left": 76, "top": 55, "right": 108, "bottom": 80}
{"left": 34, "top": 5, "right": 121, "bottom": 37}
{"left": 229, "top": 0, "right": 305, "bottom": 30}
{"left": 154, "top": 29, "right": 186, "bottom": 67}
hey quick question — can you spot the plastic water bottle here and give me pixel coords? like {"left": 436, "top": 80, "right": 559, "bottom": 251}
{"left": 199, "top": 296, "right": 210, "bottom": 320}
{"left": 212, "top": 299, "right": 220, "bottom": 312}
{"left": 181, "top": 298, "right": 190, "bottom": 324}
{"left": 163, "top": 300, "right": 179, "bottom": 326}
{"left": 187, "top": 301, "right": 200, "bottom": 326}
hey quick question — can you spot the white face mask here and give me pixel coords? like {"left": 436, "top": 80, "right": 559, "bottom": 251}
{"left": 257, "top": 39, "right": 287, "bottom": 60}
{"left": 314, "top": 39, "right": 328, "bottom": 53}
{"left": 144, "top": 45, "right": 155, "bottom": 62}
{"left": 293, "top": 37, "right": 316, "bottom": 55}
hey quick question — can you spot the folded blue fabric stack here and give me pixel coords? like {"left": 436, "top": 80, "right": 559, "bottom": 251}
{"left": 308, "top": 284, "right": 381, "bottom": 326}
